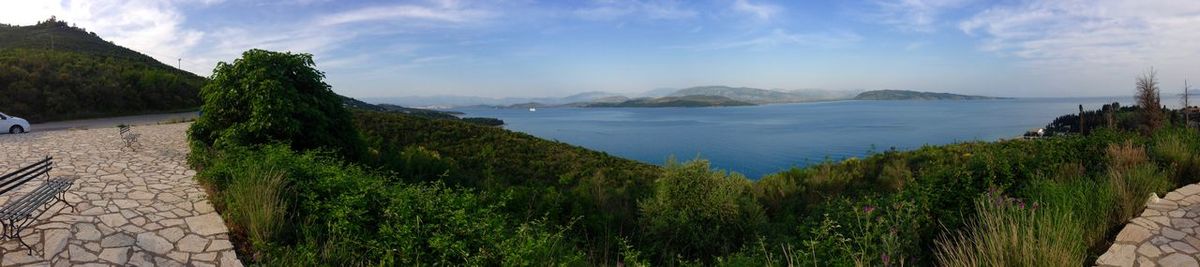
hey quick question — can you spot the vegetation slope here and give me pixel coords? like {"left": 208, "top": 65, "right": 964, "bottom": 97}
{"left": 0, "top": 18, "right": 204, "bottom": 121}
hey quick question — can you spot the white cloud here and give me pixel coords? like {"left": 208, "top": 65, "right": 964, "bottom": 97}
{"left": 574, "top": 0, "right": 697, "bottom": 20}
{"left": 871, "top": 0, "right": 971, "bottom": 32}
{"left": 676, "top": 29, "right": 862, "bottom": 51}
{"left": 317, "top": 4, "right": 492, "bottom": 26}
{"left": 960, "top": 0, "right": 1200, "bottom": 71}
{"left": 732, "top": 0, "right": 780, "bottom": 21}
{"left": 957, "top": 0, "right": 1200, "bottom": 96}
{"left": 0, "top": 0, "right": 498, "bottom": 77}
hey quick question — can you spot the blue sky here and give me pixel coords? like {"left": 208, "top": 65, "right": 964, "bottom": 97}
{"left": 2, "top": 0, "right": 1199, "bottom": 98}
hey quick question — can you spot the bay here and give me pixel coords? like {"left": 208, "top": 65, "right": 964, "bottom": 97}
{"left": 458, "top": 97, "right": 1164, "bottom": 178}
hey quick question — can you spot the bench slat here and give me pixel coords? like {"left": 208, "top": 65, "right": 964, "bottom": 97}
{"left": 0, "top": 182, "right": 64, "bottom": 220}
{"left": 0, "top": 158, "right": 50, "bottom": 196}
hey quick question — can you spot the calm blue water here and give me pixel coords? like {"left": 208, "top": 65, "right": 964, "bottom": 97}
{"left": 457, "top": 97, "right": 1149, "bottom": 178}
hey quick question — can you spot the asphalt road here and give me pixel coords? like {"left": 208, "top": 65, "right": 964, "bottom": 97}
{"left": 16, "top": 111, "right": 200, "bottom": 133}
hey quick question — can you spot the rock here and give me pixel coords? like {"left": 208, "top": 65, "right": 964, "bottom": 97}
{"left": 1169, "top": 241, "right": 1198, "bottom": 254}
{"left": 1116, "top": 224, "right": 1152, "bottom": 243}
{"left": 185, "top": 213, "right": 229, "bottom": 236}
{"left": 207, "top": 239, "right": 233, "bottom": 252}
{"left": 1138, "top": 242, "right": 1163, "bottom": 258}
{"left": 160, "top": 227, "right": 185, "bottom": 242}
{"left": 1163, "top": 228, "right": 1188, "bottom": 240}
{"left": 98, "top": 213, "right": 128, "bottom": 227}
{"left": 136, "top": 232, "right": 174, "bottom": 254}
{"left": 1173, "top": 218, "right": 1199, "bottom": 228}
{"left": 44, "top": 228, "right": 71, "bottom": 257}
{"left": 101, "top": 233, "right": 135, "bottom": 247}
{"left": 69, "top": 244, "right": 99, "bottom": 262}
{"left": 74, "top": 223, "right": 102, "bottom": 241}
{"left": 98, "top": 247, "right": 130, "bottom": 264}
{"left": 221, "top": 252, "right": 245, "bottom": 267}
{"left": 1160, "top": 253, "right": 1198, "bottom": 267}
{"left": 1096, "top": 244, "right": 1137, "bottom": 266}
{"left": 177, "top": 234, "right": 210, "bottom": 253}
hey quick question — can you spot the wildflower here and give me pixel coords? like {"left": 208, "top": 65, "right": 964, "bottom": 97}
{"left": 881, "top": 254, "right": 892, "bottom": 267}
{"left": 864, "top": 205, "right": 876, "bottom": 214}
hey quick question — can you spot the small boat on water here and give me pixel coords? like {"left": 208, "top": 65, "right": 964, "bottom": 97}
{"left": 529, "top": 108, "right": 537, "bottom": 112}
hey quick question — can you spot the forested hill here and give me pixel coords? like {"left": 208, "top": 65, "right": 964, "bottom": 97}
{"left": 0, "top": 19, "right": 205, "bottom": 122}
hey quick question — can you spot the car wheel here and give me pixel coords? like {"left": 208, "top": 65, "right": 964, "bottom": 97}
{"left": 10, "top": 126, "right": 23, "bottom": 134}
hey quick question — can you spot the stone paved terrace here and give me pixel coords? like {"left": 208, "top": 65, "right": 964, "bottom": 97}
{"left": 0, "top": 123, "right": 243, "bottom": 266}
{"left": 1098, "top": 185, "right": 1200, "bottom": 266}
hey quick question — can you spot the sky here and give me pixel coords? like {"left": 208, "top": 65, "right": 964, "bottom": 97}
{"left": 1, "top": 0, "right": 1198, "bottom": 98}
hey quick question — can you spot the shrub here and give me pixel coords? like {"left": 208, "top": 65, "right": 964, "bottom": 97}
{"left": 195, "top": 145, "right": 587, "bottom": 265}
{"left": 638, "top": 159, "right": 765, "bottom": 262}
{"left": 189, "top": 49, "right": 364, "bottom": 159}
{"left": 878, "top": 159, "right": 912, "bottom": 192}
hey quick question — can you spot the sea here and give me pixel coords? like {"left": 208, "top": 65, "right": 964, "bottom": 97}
{"left": 457, "top": 96, "right": 1174, "bottom": 178}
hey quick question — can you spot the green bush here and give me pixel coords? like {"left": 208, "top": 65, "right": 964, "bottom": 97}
{"left": 638, "top": 159, "right": 765, "bottom": 262}
{"left": 195, "top": 145, "right": 586, "bottom": 265}
{"left": 189, "top": 49, "right": 363, "bottom": 159}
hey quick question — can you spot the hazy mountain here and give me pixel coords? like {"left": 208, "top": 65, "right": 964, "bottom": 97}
{"left": 366, "top": 91, "right": 625, "bottom": 108}
{"left": 669, "top": 86, "right": 857, "bottom": 104}
{"left": 854, "top": 90, "right": 1009, "bottom": 100}
{"left": 584, "top": 95, "right": 755, "bottom": 108}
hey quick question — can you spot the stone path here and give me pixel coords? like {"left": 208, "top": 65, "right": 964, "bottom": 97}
{"left": 0, "top": 123, "right": 243, "bottom": 266}
{"left": 1098, "top": 184, "right": 1200, "bottom": 266}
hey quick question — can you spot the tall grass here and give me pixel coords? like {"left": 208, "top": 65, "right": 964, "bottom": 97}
{"left": 934, "top": 192, "right": 1086, "bottom": 266}
{"left": 1151, "top": 130, "right": 1200, "bottom": 185}
{"left": 1106, "top": 141, "right": 1172, "bottom": 223}
{"left": 224, "top": 164, "right": 289, "bottom": 260}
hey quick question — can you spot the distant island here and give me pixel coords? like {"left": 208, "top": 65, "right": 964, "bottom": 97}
{"left": 584, "top": 95, "right": 755, "bottom": 108}
{"left": 853, "top": 89, "right": 1009, "bottom": 100}
{"left": 370, "top": 86, "right": 1008, "bottom": 109}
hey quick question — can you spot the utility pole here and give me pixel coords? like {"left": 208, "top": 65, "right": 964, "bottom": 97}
{"left": 1186, "top": 80, "right": 1192, "bottom": 128}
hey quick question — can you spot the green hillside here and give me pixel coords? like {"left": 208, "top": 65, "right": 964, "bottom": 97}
{"left": 0, "top": 19, "right": 204, "bottom": 122}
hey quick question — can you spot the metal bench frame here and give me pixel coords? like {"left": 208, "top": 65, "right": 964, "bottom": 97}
{"left": 119, "top": 125, "right": 140, "bottom": 150}
{"left": 0, "top": 157, "right": 77, "bottom": 255}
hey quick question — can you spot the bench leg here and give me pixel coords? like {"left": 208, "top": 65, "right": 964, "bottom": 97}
{"left": 55, "top": 191, "right": 76, "bottom": 213}
{"left": 3, "top": 219, "right": 34, "bottom": 255}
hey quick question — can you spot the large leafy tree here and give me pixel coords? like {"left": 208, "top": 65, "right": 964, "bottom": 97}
{"left": 190, "top": 49, "right": 364, "bottom": 159}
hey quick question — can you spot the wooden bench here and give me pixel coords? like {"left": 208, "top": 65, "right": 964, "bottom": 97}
{"left": 119, "top": 125, "right": 140, "bottom": 150}
{"left": 0, "top": 157, "right": 77, "bottom": 255}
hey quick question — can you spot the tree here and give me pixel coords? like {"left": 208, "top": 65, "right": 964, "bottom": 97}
{"left": 1137, "top": 68, "right": 1163, "bottom": 134}
{"left": 189, "top": 49, "right": 364, "bottom": 159}
{"left": 638, "top": 159, "right": 764, "bottom": 262}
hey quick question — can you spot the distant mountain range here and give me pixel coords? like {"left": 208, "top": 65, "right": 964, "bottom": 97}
{"left": 853, "top": 90, "right": 1009, "bottom": 100}
{"left": 584, "top": 95, "right": 754, "bottom": 108}
{"left": 368, "top": 86, "right": 1008, "bottom": 109}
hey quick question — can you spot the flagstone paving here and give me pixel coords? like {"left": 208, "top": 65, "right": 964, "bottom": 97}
{"left": 1098, "top": 184, "right": 1200, "bottom": 267}
{"left": 0, "top": 123, "right": 243, "bottom": 266}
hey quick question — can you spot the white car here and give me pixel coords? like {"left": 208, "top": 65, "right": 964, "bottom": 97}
{"left": 0, "top": 112, "right": 30, "bottom": 134}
